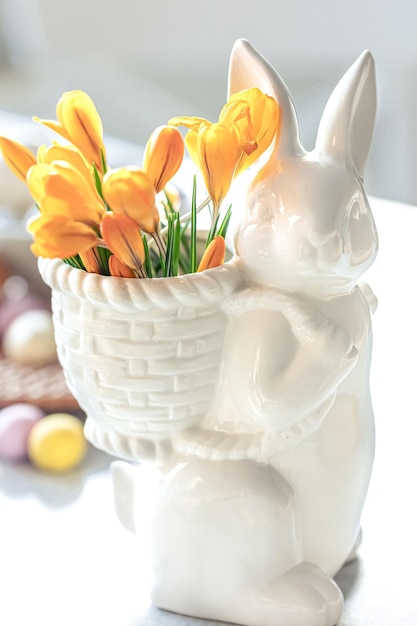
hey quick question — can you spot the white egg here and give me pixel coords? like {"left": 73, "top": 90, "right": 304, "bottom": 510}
{"left": 2, "top": 309, "right": 58, "bottom": 367}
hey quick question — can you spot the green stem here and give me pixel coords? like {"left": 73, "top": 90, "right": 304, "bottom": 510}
{"left": 206, "top": 211, "right": 220, "bottom": 247}
{"left": 190, "top": 176, "right": 198, "bottom": 273}
{"left": 142, "top": 235, "right": 153, "bottom": 278}
{"left": 152, "top": 230, "right": 166, "bottom": 275}
{"left": 216, "top": 204, "right": 233, "bottom": 239}
{"left": 159, "top": 194, "right": 211, "bottom": 237}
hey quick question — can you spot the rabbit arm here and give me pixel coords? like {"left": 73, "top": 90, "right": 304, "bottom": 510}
{"left": 223, "top": 289, "right": 358, "bottom": 429}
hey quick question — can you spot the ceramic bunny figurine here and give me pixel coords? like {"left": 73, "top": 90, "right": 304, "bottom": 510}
{"left": 113, "top": 39, "right": 377, "bottom": 626}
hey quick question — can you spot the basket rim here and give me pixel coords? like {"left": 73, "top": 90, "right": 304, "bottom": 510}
{"left": 38, "top": 256, "right": 243, "bottom": 312}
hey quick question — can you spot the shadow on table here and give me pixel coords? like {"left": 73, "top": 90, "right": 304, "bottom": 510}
{"left": 335, "top": 555, "right": 363, "bottom": 600}
{"left": 0, "top": 444, "right": 116, "bottom": 507}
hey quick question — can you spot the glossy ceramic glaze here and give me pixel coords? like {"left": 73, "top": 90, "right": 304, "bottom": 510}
{"left": 39, "top": 39, "right": 378, "bottom": 626}
{"left": 38, "top": 257, "right": 242, "bottom": 463}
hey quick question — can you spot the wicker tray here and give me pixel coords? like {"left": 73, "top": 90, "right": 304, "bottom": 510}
{"left": 0, "top": 356, "right": 80, "bottom": 412}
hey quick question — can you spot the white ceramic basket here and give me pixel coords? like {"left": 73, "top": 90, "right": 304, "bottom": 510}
{"left": 38, "top": 257, "right": 242, "bottom": 462}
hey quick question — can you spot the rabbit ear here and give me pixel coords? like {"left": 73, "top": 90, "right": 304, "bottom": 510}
{"left": 315, "top": 51, "right": 376, "bottom": 176}
{"left": 228, "top": 39, "right": 304, "bottom": 158}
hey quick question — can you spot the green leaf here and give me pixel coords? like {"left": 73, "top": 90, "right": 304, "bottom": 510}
{"left": 190, "top": 176, "right": 197, "bottom": 273}
{"left": 93, "top": 163, "right": 103, "bottom": 197}
{"left": 96, "top": 245, "right": 111, "bottom": 275}
{"left": 165, "top": 214, "right": 175, "bottom": 277}
{"left": 100, "top": 147, "right": 107, "bottom": 174}
{"left": 206, "top": 211, "right": 220, "bottom": 248}
{"left": 150, "top": 247, "right": 162, "bottom": 276}
{"left": 178, "top": 220, "right": 191, "bottom": 274}
{"left": 172, "top": 213, "right": 181, "bottom": 276}
{"left": 142, "top": 235, "right": 153, "bottom": 278}
{"left": 159, "top": 248, "right": 166, "bottom": 276}
{"left": 216, "top": 204, "right": 233, "bottom": 238}
{"left": 164, "top": 188, "right": 175, "bottom": 214}
{"left": 64, "top": 254, "right": 86, "bottom": 270}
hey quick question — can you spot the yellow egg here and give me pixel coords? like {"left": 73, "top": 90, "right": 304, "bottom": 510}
{"left": 27, "top": 413, "right": 87, "bottom": 472}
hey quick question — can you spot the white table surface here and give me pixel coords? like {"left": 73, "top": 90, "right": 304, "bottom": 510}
{"left": 1, "top": 196, "right": 416, "bottom": 626}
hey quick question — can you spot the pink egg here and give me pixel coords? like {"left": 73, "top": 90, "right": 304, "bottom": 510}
{"left": 0, "top": 403, "right": 44, "bottom": 462}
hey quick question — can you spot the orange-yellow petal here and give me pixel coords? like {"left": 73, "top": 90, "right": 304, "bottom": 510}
{"left": 80, "top": 247, "right": 102, "bottom": 273}
{"left": 197, "top": 236, "right": 226, "bottom": 272}
{"left": 38, "top": 143, "right": 95, "bottom": 190}
{"left": 28, "top": 214, "right": 98, "bottom": 259}
{"left": 100, "top": 212, "right": 145, "bottom": 271}
{"left": 108, "top": 254, "right": 136, "bottom": 278}
{"left": 0, "top": 137, "right": 36, "bottom": 183}
{"left": 168, "top": 116, "right": 210, "bottom": 132}
{"left": 35, "top": 90, "right": 105, "bottom": 169}
{"left": 220, "top": 99, "right": 257, "bottom": 155}
{"left": 183, "top": 129, "right": 198, "bottom": 169}
{"left": 102, "top": 167, "right": 159, "bottom": 234}
{"left": 47, "top": 161, "right": 103, "bottom": 214}
{"left": 26, "top": 163, "right": 56, "bottom": 205}
{"left": 143, "top": 125, "right": 184, "bottom": 193}
{"left": 196, "top": 123, "right": 241, "bottom": 210}
{"left": 32, "top": 118, "right": 70, "bottom": 143}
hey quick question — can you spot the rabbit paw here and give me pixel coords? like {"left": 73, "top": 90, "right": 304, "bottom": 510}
{"left": 292, "top": 306, "right": 358, "bottom": 390}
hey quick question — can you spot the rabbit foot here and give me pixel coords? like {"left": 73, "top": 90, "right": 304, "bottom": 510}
{"left": 255, "top": 562, "right": 343, "bottom": 626}
{"left": 154, "top": 562, "right": 342, "bottom": 626}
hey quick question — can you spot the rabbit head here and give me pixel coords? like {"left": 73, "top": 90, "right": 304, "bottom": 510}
{"left": 229, "top": 40, "right": 378, "bottom": 297}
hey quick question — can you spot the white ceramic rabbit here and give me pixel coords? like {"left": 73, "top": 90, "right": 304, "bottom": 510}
{"left": 113, "top": 39, "right": 377, "bottom": 626}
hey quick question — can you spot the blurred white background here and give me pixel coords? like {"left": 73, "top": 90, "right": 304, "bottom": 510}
{"left": 0, "top": 0, "right": 416, "bottom": 204}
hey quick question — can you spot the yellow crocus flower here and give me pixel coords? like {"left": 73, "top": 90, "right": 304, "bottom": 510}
{"left": 34, "top": 90, "right": 106, "bottom": 170}
{"left": 108, "top": 254, "right": 136, "bottom": 278}
{"left": 101, "top": 167, "right": 159, "bottom": 234}
{"left": 143, "top": 125, "right": 184, "bottom": 193}
{"left": 100, "top": 213, "right": 145, "bottom": 274}
{"left": 0, "top": 137, "right": 36, "bottom": 183}
{"left": 27, "top": 161, "right": 105, "bottom": 226}
{"left": 28, "top": 213, "right": 99, "bottom": 259}
{"left": 170, "top": 87, "right": 279, "bottom": 209}
{"left": 219, "top": 88, "right": 280, "bottom": 176}
{"left": 187, "top": 122, "right": 241, "bottom": 212}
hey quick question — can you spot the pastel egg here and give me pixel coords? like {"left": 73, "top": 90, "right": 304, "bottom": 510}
{"left": 27, "top": 413, "right": 87, "bottom": 473}
{"left": 0, "top": 294, "right": 48, "bottom": 339}
{"left": 2, "top": 309, "right": 57, "bottom": 367}
{"left": 0, "top": 403, "right": 44, "bottom": 461}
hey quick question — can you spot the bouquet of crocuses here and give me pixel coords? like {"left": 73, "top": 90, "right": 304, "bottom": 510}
{"left": 0, "top": 88, "right": 279, "bottom": 278}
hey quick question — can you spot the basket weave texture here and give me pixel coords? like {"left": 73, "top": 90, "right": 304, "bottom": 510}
{"left": 38, "top": 258, "right": 242, "bottom": 441}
